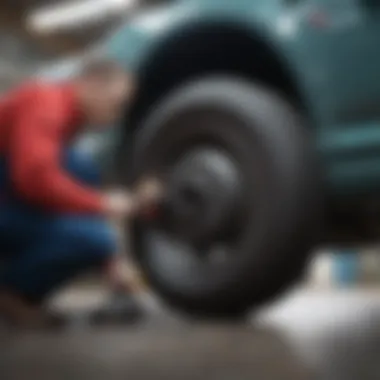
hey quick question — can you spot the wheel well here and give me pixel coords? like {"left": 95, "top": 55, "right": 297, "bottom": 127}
{"left": 128, "top": 22, "right": 308, "bottom": 128}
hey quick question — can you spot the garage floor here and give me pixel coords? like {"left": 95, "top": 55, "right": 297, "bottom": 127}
{"left": 1, "top": 288, "right": 380, "bottom": 380}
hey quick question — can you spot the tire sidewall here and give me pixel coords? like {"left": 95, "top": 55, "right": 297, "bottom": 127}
{"left": 130, "top": 76, "right": 321, "bottom": 315}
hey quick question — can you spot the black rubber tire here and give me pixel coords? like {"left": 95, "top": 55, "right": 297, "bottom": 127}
{"left": 129, "top": 76, "right": 323, "bottom": 319}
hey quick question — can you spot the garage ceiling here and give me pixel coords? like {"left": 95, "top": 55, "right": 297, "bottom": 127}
{"left": 0, "top": 2, "right": 126, "bottom": 55}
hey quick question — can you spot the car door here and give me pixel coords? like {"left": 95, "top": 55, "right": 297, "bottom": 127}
{"left": 298, "top": 0, "right": 380, "bottom": 194}
{"left": 298, "top": 0, "right": 380, "bottom": 126}
{"left": 330, "top": 0, "right": 380, "bottom": 125}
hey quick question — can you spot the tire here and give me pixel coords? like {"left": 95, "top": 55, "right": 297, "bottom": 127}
{"left": 129, "top": 76, "right": 323, "bottom": 318}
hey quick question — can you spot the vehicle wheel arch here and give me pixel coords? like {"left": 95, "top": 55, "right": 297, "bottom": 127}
{"left": 115, "top": 20, "right": 313, "bottom": 182}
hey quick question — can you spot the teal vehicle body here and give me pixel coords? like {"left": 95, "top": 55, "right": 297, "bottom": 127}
{"left": 105, "top": 0, "right": 380, "bottom": 242}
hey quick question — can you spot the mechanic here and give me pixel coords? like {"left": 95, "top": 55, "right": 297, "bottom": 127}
{"left": 0, "top": 58, "right": 162, "bottom": 328}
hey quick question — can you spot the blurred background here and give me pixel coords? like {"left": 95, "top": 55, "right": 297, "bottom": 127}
{"left": 0, "top": 0, "right": 169, "bottom": 89}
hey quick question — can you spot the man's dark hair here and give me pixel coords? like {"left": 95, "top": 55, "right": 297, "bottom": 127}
{"left": 79, "top": 58, "right": 127, "bottom": 79}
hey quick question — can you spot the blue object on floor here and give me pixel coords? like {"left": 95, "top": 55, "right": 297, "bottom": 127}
{"left": 333, "top": 251, "right": 360, "bottom": 287}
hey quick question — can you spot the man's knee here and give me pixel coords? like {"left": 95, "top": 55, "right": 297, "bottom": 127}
{"left": 55, "top": 217, "right": 117, "bottom": 262}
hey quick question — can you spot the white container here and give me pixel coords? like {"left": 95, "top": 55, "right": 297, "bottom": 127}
{"left": 307, "top": 251, "right": 334, "bottom": 289}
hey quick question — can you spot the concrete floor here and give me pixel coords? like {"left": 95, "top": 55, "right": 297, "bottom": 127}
{"left": 2, "top": 287, "right": 380, "bottom": 380}
{"left": 258, "top": 288, "right": 380, "bottom": 380}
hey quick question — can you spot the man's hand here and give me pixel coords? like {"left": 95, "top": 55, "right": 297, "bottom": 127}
{"left": 104, "top": 190, "right": 137, "bottom": 220}
{"left": 104, "top": 178, "right": 164, "bottom": 220}
{"left": 134, "top": 177, "right": 165, "bottom": 210}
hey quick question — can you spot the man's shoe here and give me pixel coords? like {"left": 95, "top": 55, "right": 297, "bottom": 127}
{"left": 88, "top": 291, "right": 145, "bottom": 326}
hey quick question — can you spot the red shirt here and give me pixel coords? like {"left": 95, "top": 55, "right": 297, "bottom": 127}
{"left": 0, "top": 81, "right": 104, "bottom": 213}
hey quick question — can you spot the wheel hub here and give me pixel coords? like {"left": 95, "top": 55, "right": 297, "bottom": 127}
{"left": 162, "top": 147, "right": 242, "bottom": 241}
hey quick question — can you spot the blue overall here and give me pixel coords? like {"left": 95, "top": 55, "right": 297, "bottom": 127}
{"left": 0, "top": 148, "right": 116, "bottom": 303}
